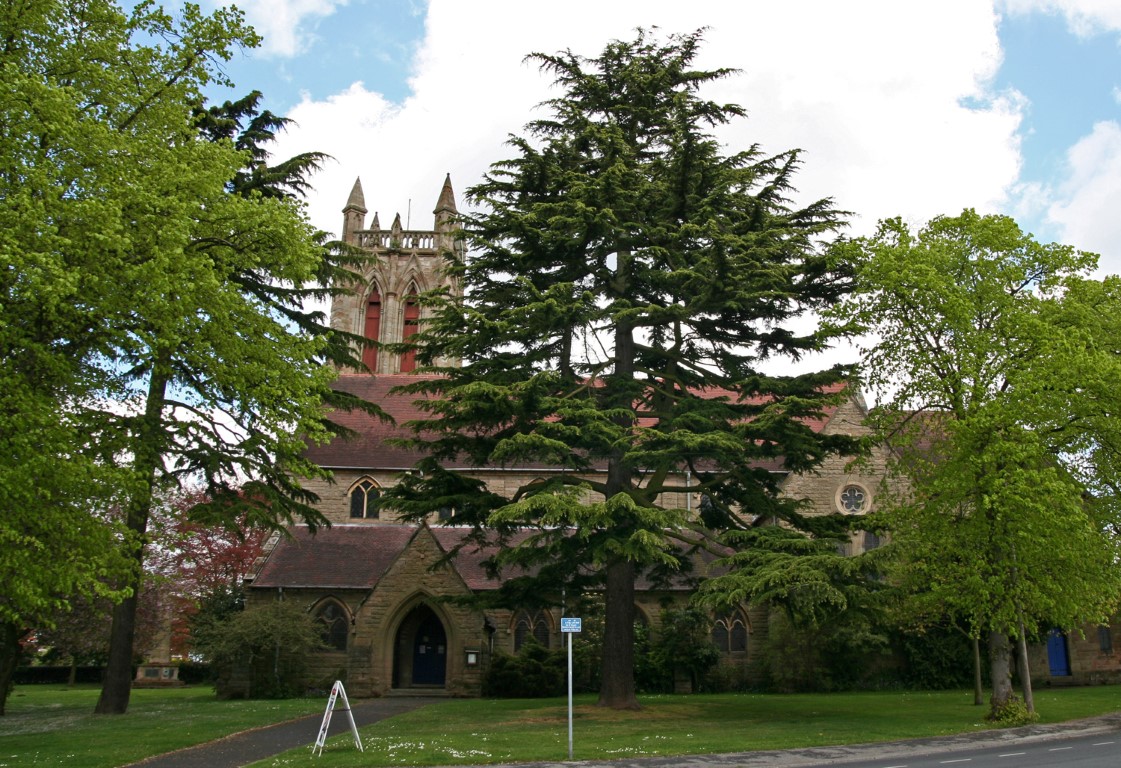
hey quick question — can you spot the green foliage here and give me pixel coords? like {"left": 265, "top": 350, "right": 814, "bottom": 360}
{"left": 0, "top": 0, "right": 385, "bottom": 714}
{"left": 896, "top": 627, "right": 978, "bottom": 691}
{"left": 638, "top": 607, "right": 720, "bottom": 693}
{"left": 629, "top": 620, "right": 663, "bottom": 692}
{"left": 192, "top": 601, "right": 324, "bottom": 699}
{"left": 702, "top": 661, "right": 755, "bottom": 693}
{"left": 755, "top": 609, "right": 891, "bottom": 693}
{"left": 986, "top": 696, "right": 1039, "bottom": 727}
{"left": 386, "top": 27, "right": 860, "bottom": 708}
{"left": 830, "top": 210, "right": 1121, "bottom": 713}
{"left": 482, "top": 641, "right": 566, "bottom": 698}
{"left": 189, "top": 584, "right": 246, "bottom": 644}
{"left": 696, "top": 520, "right": 883, "bottom": 625}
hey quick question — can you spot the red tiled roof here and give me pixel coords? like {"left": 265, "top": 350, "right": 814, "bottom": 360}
{"left": 429, "top": 527, "right": 537, "bottom": 590}
{"left": 305, "top": 375, "right": 443, "bottom": 469}
{"left": 250, "top": 524, "right": 531, "bottom": 592}
{"left": 251, "top": 524, "right": 418, "bottom": 589}
{"left": 307, "top": 374, "right": 846, "bottom": 472}
{"left": 249, "top": 524, "right": 703, "bottom": 593}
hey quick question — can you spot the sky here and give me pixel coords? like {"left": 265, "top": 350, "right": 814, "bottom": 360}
{"left": 195, "top": 0, "right": 1121, "bottom": 280}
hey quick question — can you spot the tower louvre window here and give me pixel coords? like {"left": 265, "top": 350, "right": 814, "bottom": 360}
{"left": 363, "top": 289, "right": 382, "bottom": 371}
{"left": 400, "top": 285, "right": 420, "bottom": 373}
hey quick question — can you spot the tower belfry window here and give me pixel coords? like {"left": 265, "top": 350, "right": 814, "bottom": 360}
{"left": 401, "top": 285, "right": 420, "bottom": 373}
{"left": 363, "top": 288, "right": 382, "bottom": 371}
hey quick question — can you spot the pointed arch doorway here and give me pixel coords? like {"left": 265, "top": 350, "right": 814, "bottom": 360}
{"left": 394, "top": 603, "right": 447, "bottom": 688}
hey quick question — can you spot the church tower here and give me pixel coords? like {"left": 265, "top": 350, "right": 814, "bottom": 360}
{"left": 331, "top": 175, "right": 464, "bottom": 373}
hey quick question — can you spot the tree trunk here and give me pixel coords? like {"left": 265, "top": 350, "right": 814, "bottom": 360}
{"left": 95, "top": 364, "right": 169, "bottom": 715}
{"left": 96, "top": 587, "right": 140, "bottom": 714}
{"left": 987, "top": 630, "right": 1014, "bottom": 715}
{"left": 597, "top": 558, "right": 640, "bottom": 709}
{"left": 0, "top": 621, "right": 23, "bottom": 716}
{"left": 1016, "top": 627, "right": 1034, "bottom": 714}
{"left": 595, "top": 248, "right": 640, "bottom": 711}
{"left": 972, "top": 636, "right": 983, "bottom": 706}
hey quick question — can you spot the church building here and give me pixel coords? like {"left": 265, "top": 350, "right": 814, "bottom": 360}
{"left": 244, "top": 177, "right": 1118, "bottom": 696}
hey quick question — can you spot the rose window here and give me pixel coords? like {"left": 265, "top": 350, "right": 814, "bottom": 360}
{"left": 839, "top": 484, "right": 868, "bottom": 513}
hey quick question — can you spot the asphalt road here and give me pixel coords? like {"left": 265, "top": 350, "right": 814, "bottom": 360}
{"left": 850, "top": 730, "right": 1119, "bottom": 768}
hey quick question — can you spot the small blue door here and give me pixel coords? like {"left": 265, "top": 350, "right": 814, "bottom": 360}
{"left": 1046, "top": 629, "right": 1071, "bottom": 676}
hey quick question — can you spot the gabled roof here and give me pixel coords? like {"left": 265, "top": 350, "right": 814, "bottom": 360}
{"left": 306, "top": 374, "right": 849, "bottom": 473}
{"left": 249, "top": 524, "right": 703, "bottom": 593}
{"left": 249, "top": 524, "right": 538, "bottom": 593}
{"left": 251, "top": 524, "right": 419, "bottom": 589}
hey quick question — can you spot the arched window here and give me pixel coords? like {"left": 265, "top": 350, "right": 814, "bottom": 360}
{"left": 711, "top": 609, "right": 748, "bottom": 653}
{"left": 349, "top": 478, "right": 380, "bottom": 519}
{"left": 315, "top": 601, "right": 349, "bottom": 651}
{"left": 363, "top": 288, "right": 382, "bottom": 371}
{"left": 513, "top": 610, "right": 551, "bottom": 650}
{"left": 400, "top": 285, "right": 420, "bottom": 373}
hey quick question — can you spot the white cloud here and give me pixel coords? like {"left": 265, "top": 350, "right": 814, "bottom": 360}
{"left": 226, "top": 0, "right": 349, "bottom": 58}
{"left": 271, "top": 0, "right": 1026, "bottom": 246}
{"left": 998, "top": 0, "right": 1121, "bottom": 34}
{"left": 1046, "top": 121, "right": 1121, "bottom": 275}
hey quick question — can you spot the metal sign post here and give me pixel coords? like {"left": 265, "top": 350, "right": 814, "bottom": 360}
{"left": 560, "top": 617, "right": 582, "bottom": 760}
{"left": 313, "top": 680, "right": 363, "bottom": 756}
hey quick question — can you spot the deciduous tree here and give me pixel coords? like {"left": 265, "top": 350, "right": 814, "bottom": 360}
{"left": 830, "top": 211, "right": 1121, "bottom": 718}
{"left": 0, "top": 0, "right": 369, "bottom": 715}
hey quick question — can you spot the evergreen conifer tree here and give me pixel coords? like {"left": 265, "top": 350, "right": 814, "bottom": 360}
{"left": 387, "top": 29, "right": 860, "bottom": 709}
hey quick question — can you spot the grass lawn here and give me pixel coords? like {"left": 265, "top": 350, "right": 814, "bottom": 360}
{"left": 2, "top": 685, "right": 1118, "bottom": 768}
{"left": 255, "top": 686, "right": 1121, "bottom": 767}
{"left": 0, "top": 685, "right": 322, "bottom": 768}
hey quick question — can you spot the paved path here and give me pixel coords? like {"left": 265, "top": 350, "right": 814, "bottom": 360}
{"left": 122, "top": 696, "right": 438, "bottom": 768}
{"left": 121, "top": 701, "right": 1121, "bottom": 768}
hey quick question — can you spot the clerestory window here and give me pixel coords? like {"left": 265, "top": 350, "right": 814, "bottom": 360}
{"left": 349, "top": 478, "right": 380, "bottom": 519}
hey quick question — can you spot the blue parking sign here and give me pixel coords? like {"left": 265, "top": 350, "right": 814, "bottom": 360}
{"left": 560, "top": 617, "right": 582, "bottom": 633}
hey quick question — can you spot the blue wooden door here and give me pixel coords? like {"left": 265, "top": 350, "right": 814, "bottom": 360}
{"left": 1046, "top": 629, "right": 1071, "bottom": 676}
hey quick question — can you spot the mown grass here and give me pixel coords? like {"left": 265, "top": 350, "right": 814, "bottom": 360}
{"left": 255, "top": 686, "right": 1121, "bottom": 767}
{"left": 0, "top": 685, "right": 322, "bottom": 768}
{"left": 2, "top": 684, "right": 1118, "bottom": 768}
